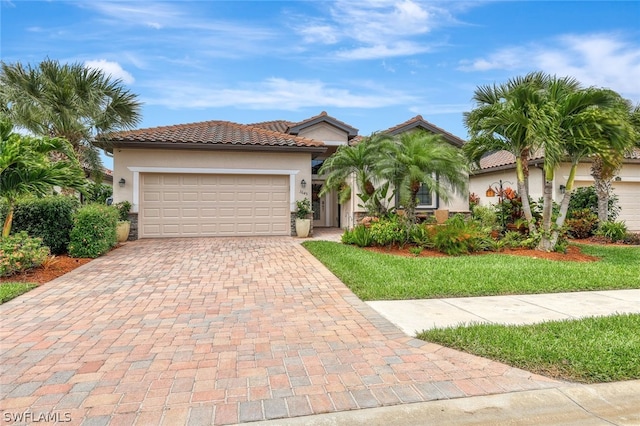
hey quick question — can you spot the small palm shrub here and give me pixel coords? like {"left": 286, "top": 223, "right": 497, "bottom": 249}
{"left": 432, "top": 215, "right": 492, "bottom": 256}
{"left": 342, "top": 225, "right": 373, "bottom": 247}
{"left": 0, "top": 232, "right": 50, "bottom": 277}
{"left": 565, "top": 208, "right": 599, "bottom": 239}
{"left": 409, "top": 223, "right": 435, "bottom": 248}
{"left": 68, "top": 204, "right": 118, "bottom": 258}
{"left": 596, "top": 221, "right": 627, "bottom": 242}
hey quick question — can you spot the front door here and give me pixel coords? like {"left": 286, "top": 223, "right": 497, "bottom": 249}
{"left": 312, "top": 183, "right": 326, "bottom": 227}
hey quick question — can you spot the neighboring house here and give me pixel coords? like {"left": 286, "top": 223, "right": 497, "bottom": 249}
{"left": 106, "top": 112, "right": 469, "bottom": 239}
{"left": 469, "top": 149, "right": 640, "bottom": 231}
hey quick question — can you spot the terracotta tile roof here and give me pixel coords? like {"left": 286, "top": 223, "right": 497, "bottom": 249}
{"left": 108, "top": 120, "right": 325, "bottom": 149}
{"left": 382, "top": 115, "right": 466, "bottom": 147}
{"left": 477, "top": 148, "right": 640, "bottom": 171}
{"left": 628, "top": 148, "right": 640, "bottom": 159}
{"left": 248, "top": 120, "right": 295, "bottom": 133}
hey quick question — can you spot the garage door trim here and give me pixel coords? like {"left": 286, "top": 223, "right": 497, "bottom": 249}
{"left": 128, "top": 167, "right": 300, "bottom": 213}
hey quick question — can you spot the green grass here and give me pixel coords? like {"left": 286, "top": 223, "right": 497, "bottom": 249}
{"left": 302, "top": 241, "right": 640, "bottom": 300}
{"left": 417, "top": 314, "right": 640, "bottom": 383}
{"left": 0, "top": 282, "right": 37, "bottom": 304}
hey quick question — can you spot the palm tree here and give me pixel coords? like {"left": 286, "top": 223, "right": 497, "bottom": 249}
{"left": 0, "top": 59, "right": 142, "bottom": 178}
{"left": 464, "top": 72, "right": 550, "bottom": 233}
{"left": 590, "top": 100, "right": 640, "bottom": 223}
{"left": 0, "top": 119, "right": 86, "bottom": 237}
{"left": 318, "top": 133, "right": 395, "bottom": 215}
{"left": 535, "top": 80, "right": 632, "bottom": 250}
{"left": 381, "top": 131, "right": 468, "bottom": 224}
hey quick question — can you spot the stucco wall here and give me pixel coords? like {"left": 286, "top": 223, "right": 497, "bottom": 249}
{"left": 298, "top": 123, "right": 349, "bottom": 143}
{"left": 112, "top": 148, "right": 312, "bottom": 213}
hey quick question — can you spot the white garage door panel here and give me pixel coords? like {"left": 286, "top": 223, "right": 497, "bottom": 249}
{"left": 140, "top": 173, "right": 290, "bottom": 238}
{"left": 613, "top": 182, "right": 640, "bottom": 231}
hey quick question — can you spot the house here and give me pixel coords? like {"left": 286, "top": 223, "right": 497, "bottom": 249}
{"left": 469, "top": 149, "right": 640, "bottom": 231}
{"left": 106, "top": 112, "right": 469, "bottom": 239}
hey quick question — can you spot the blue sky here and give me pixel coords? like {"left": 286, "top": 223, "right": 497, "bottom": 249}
{"left": 2, "top": 1, "right": 640, "bottom": 170}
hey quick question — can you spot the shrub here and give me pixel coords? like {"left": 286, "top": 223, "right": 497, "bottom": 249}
{"left": 68, "top": 204, "right": 118, "bottom": 258}
{"left": 341, "top": 226, "right": 374, "bottom": 247}
{"left": 432, "top": 215, "right": 490, "bottom": 256}
{"left": 86, "top": 182, "right": 113, "bottom": 204}
{"left": 565, "top": 208, "right": 599, "bottom": 239}
{"left": 568, "top": 186, "right": 620, "bottom": 221}
{"left": 114, "top": 201, "right": 132, "bottom": 222}
{"left": 596, "top": 221, "right": 627, "bottom": 243}
{"left": 409, "top": 223, "right": 435, "bottom": 248}
{"left": 0, "top": 196, "right": 80, "bottom": 255}
{"left": 369, "top": 215, "right": 408, "bottom": 247}
{"left": 0, "top": 232, "right": 50, "bottom": 277}
{"left": 472, "top": 205, "right": 498, "bottom": 230}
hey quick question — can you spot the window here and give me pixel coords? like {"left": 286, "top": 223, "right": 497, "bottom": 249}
{"left": 396, "top": 182, "right": 437, "bottom": 209}
{"left": 416, "top": 184, "right": 435, "bottom": 208}
{"left": 312, "top": 159, "right": 324, "bottom": 175}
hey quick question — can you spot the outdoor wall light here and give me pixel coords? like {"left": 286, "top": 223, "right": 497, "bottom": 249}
{"left": 301, "top": 179, "right": 307, "bottom": 188}
{"left": 118, "top": 178, "right": 126, "bottom": 187}
{"left": 559, "top": 184, "right": 566, "bottom": 194}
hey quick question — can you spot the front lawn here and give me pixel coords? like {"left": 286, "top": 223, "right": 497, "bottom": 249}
{"left": 302, "top": 241, "right": 640, "bottom": 300}
{"left": 417, "top": 314, "right": 640, "bottom": 383}
{"left": 0, "top": 282, "right": 37, "bottom": 304}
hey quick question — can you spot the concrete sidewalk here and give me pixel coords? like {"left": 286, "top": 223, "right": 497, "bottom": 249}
{"left": 367, "top": 289, "right": 640, "bottom": 335}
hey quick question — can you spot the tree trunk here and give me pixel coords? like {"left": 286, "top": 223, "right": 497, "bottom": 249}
{"left": 537, "top": 177, "right": 555, "bottom": 251}
{"left": 516, "top": 156, "right": 535, "bottom": 233}
{"left": 2, "top": 203, "right": 14, "bottom": 238}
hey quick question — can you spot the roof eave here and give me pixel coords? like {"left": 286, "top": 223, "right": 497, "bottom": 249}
{"left": 109, "top": 140, "right": 327, "bottom": 154}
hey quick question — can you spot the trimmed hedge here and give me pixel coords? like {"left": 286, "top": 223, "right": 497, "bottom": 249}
{"left": 68, "top": 204, "right": 118, "bottom": 258}
{"left": 0, "top": 196, "right": 80, "bottom": 254}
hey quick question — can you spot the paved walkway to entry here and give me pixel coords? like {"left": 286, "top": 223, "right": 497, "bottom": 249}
{"left": 0, "top": 237, "right": 560, "bottom": 425}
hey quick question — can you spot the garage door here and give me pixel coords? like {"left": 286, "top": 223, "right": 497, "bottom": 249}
{"left": 612, "top": 181, "right": 640, "bottom": 231}
{"left": 140, "top": 173, "right": 290, "bottom": 238}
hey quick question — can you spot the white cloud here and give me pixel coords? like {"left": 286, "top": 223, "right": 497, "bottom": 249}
{"left": 294, "top": 0, "right": 455, "bottom": 60}
{"left": 144, "top": 78, "right": 417, "bottom": 110}
{"left": 84, "top": 60, "right": 135, "bottom": 84}
{"left": 458, "top": 33, "right": 640, "bottom": 101}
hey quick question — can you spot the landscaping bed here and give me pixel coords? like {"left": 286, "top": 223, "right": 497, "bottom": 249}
{"left": 0, "top": 254, "right": 91, "bottom": 285}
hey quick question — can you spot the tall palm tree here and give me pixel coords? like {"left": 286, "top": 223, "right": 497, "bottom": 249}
{"left": 0, "top": 59, "right": 142, "bottom": 178}
{"left": 381, "top": 131, "right": 468, "bottom": 224}
{"left": 464, "top": 72, "right": 550, "bottom": 232}
{"left": 590, "top": 100, "right": 640, "bottom": 223}
{"left": 318, "top": 133, "right": 394, "bottom": 214}
{"left": 0, "top": 119, "right": 86, "bottom": 237}
{"left": 535, "top": 80, "right": 632, "bottom": 250}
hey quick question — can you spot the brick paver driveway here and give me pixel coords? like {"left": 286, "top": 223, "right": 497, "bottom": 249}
{"left": 1, "top": 237, "right": 560, "bottom": 425}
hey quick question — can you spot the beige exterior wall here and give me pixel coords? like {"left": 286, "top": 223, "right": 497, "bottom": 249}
{"left": 112, "top": 148, "right": 312, "bottom": 213}
{"left": 298, "top": 123, "right": 349, "bottom": 143}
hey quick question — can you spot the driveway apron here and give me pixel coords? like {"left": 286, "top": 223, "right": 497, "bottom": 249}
{"left": 0, "top": 238, "right": 561, "bottom": 425}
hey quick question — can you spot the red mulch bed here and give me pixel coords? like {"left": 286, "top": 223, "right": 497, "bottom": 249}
{"left": 0, "top": 255, "right": 92, "bottom": 285}
{"left": 364, "top": 244, "right": 599, "bottom": 262}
